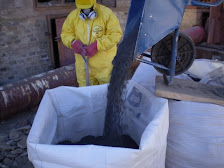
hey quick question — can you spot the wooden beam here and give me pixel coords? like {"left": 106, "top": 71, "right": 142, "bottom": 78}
{"left": 207, "top": 1, "right": 223, "bottom": 44}
{"left": 155, "top": 76, "right": 224, "bottom": 106}
{"left": 196, "top": 45, "right": 224, "bottom": 61}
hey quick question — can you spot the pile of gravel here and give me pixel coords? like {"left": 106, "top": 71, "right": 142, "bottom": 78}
{"left": 58, "top": 135, "right": 138, "bottom": 149}
{"left": 104, "top": 33, "right": 136, "bottom": 140}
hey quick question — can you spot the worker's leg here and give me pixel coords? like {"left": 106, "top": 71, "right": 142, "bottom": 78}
{"left": 76, "top": 68, "right": 100, "bottom": 86}
{"left": 87, "top": 48, "right": 115, "bottom": 85}
{"left": 75, "top": 60, "right": 99, "bottom": 86}
{"left": 75, "top": 63, "right": 86, "bottom": 87}
{"left": 89, "top": 71, "right": 99, "bottom": 86}
{"left": 75, "top": 54, "right": 99, "bottom": 86}
{"left": 95, "top": 67, "right": 113, "bottom": 85}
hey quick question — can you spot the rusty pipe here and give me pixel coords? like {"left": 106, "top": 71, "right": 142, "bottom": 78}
{"left": 181, "top": 25, "right": 206, "bottom": 44}
{"left": 0, "top": 64, "right": 78, "bottom": 121}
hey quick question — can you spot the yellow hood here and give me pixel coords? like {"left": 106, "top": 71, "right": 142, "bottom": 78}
{"left": 76, "top": 0, "right": 96, "bottom": 9}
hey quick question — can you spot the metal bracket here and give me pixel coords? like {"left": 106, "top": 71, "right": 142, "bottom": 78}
{"left": 135, "top": 58, "right": 170, "bottom": 71}
{"left": 165, "top": 27, "right": 180, "bottom": 85}
{"left": 191, "top": 0, "right": 223, "bottom": 7}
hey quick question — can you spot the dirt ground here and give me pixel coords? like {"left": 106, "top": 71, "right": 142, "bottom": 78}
{"left": 0, "top": 107, "right": 37, "bottom": 168}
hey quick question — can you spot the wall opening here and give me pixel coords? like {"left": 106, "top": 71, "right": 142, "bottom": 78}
{"left": 202, "top": 12, "right": 209, "bottom": 27}
{"left": 50, "top": 18, "right": 60, "bottom": 68}
{"left": 47, "top": 15, "right": 75, "bottom": 68}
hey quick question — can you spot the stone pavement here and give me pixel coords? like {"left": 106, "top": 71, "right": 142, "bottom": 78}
{"left": 0, "top": 108, "right": 37, "bottom": 168}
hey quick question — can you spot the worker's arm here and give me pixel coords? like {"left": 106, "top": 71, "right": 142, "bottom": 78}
{"left": 96, "top": 11, "right": 123, "bottom": 51}
{"left": 61, "top": 12, "right": 77, "bottom": 49}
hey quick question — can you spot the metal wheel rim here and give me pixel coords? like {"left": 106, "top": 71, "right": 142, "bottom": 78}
{"left": 151, "top": 32, "right": 195, "bottom": 76}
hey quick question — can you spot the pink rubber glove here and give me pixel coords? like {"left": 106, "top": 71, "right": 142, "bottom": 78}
{"left": 72, "top": 40, "right": 86, "bottom": 56}
{"left": 86, "top": 41, "right": 98, "bottom": 58}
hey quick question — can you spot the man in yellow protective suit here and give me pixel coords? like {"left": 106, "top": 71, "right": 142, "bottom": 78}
{"left": 61, "top": 0, "right": 123, "bottom": 86}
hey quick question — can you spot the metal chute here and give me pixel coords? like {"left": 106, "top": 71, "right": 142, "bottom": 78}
{"left": 122, "top": 0, "right": 189, "bottom": 58}
{"left": 118, "top": 0, "right": 223, "bottom": 85}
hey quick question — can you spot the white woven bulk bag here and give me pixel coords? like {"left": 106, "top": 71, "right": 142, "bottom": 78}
{"left": 166, "top": 59, "right": 224, "bottom": 168}
{"left": 27, "top": 80, "right": 169, "bottom": 168}
{"left": 133, "top": 58, "right": 224, "bottom": 168}
{"left": 166, "top": 100, "right": 224, "bottom": 168}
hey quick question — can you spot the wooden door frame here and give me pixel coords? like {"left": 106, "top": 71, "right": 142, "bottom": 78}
{"left": 46, "top": 14, "right": 69, "bottom": 68}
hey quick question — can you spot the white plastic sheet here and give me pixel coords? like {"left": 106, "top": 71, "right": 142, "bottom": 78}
{"left": 200, "top": 65, "right": 224, "bottom": 86}
{"left": 27, "top": 80, "right": 169, "bottom": 168}
{"left": 132, "top": 58, "right": 224, "bottom": 168}
{"left": 186, "top": 59, "right": 224, "bottom": 79}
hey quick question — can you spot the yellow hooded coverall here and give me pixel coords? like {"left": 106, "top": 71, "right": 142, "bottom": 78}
{"left": 61, "top": 0, "right": 123, "bottom": 86}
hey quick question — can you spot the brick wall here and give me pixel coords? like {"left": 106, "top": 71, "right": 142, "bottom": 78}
{"left": 0, "top": 0, "right": 129, "bottom": 86}
{"left": 181, "top": 7, "right": 209, "bottom": 29}
{"left": 0, "top": 0, "right": 206, "bottom": 86}
{"left": 0, "top": 0, "right": 74, "bottom": 85}
{"left": 0, "top": 16, "right": 50, "bottom": 85}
